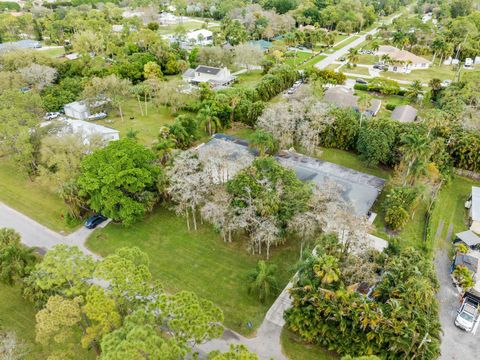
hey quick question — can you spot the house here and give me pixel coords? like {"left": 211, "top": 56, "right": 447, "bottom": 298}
{"left": 391, "top": 105, "right": 417, "bottom": 123}
{"left": 452, "top": 252, "right": 479, "bottom": 275}
{"left": 376, "top": 45, "right": 431, "bottom": 73}
{"left": 323, "top": 86, "right": 359, "bottom": 110}
{"left": 41, "top": 118, "right": 119, "bottom": 145}
{"left": 182, "top": 65, "right": 235, "bottom": 87}
{"left": 159, "top": 12, "right": 181, "bottom": 25}
{"left": 64, "top": 101, "right": 90, "bottom": 120}
{"left": 455, "top": 231, "right": 480, "bottom": 250}
{"left": 185, "top": 29, "right": 213, "bottom": 46}
{"left": 365, "top": 99, "right": 381, "bottom": 117}
{"left": 464, "top": 58, "right": 474, "bottom": 69}
{"left": 468, "top": 187, "right": 480, "bottom": 234}
{"left": 0, "top": 39, "right": 41, "bottom": 53}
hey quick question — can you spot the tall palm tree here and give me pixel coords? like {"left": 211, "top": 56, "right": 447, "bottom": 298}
{"left": 347, "top": 48, "right": 359, "bottom": 65}
{"left": 400, "top": 133, "right": 431, "bottom": 185}
{"left": 405, "top": 80, "right": 423, "bottom": 102}
{"left": 196, "top": 105, "right": 221, "bottom": 136}
{"left": 247, "top": 260, "right": 278, "bottom": 303}
{"left": 249, "top": 130, "right": 278, "bottom": 156}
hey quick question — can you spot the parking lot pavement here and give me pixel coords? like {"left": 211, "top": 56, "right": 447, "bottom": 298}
{"left": 435, "top": 250, "right": 479, "bottom": 359}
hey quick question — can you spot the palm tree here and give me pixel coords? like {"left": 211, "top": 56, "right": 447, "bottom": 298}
{"left": 196, "top": 105, "right": 221, "bottom": 136}
{"left": 313, "top": 254, "right": 340, "bottom": 286}
{"left": 405, "top": 80, "right": 423, "bottom": 102}
{"left": 400, "top": 133, "right": 431, "bottom": 185}
{"left": 247, "top": 260, "right": 278, "bottom": 303}
{"left": 371, "top": 41, "right": 380, "bottom": 52}
{"left": 428, "top": 78, "right": 442, "bottom": 101}
{"left": 346, "top": 48, "right": 359, "bottom": 65}
{"left": 249, "top": 129, "right": 278, "bottom": 156}
{"left": 453, "top": 265, "right": 474, "bottom": 290}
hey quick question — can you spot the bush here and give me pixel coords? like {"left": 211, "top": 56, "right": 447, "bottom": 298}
{"left": 353, "top": 83, "right": 368, "bottom": 91}
{"left": 382, "top": 186, "right": 421, "bottom": 231}
{"left": 385, "top": 103, "right": 396, "bottom": 111}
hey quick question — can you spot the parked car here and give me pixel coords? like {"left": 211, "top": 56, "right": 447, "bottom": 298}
{"left": 339, "top": 56, "right": 346, "bottom": 62}
{"left": 88, "top": 112, "right": 107, "bottom": 121}
{"left": 455, "top": 293, "right": 479, "bottom": 332}
{"left": 356, "top": 78, "right": 368, "bottom": 85}
{"left": 43, "top": 112, "right": 61, "bottom": 120}
{"left": 84, "top": 214, "right": 107, "bottom": 229}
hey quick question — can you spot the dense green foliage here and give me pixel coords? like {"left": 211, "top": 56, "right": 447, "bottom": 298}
{"left": 285, "top": 237, "right": 441, "bottom": 359}
{"left": 77, "top": 139, "right": 161, "bottom": 225}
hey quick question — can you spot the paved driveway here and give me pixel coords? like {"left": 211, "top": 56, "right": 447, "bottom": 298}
{"left": 435, "top": 250, "right": 479, "bottom": 359}
{"left": 0, "top": 202, "right": 100, "bottom": 257}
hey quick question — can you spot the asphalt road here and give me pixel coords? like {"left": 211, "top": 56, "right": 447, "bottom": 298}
{"left": 435, "top": 250, "right": 479, "bottom": 359}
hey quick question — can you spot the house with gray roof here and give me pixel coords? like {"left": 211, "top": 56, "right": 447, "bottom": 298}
{"left": 324, "top": 86, "right": 359, "bottom": 110}
{"left": 183, "top": 65, "right": 235, "bottom": 87}
{"left": 0, "top": 39, "right": 41, "bottom": 53}
{"left": 455, "top": 230, "right": 480, "bottom": 250}
{"left": 469, "top": 186, "right": 480, "bottom": 234}
{"left": 391, "top": 104, "right": 417, "bottom": 123}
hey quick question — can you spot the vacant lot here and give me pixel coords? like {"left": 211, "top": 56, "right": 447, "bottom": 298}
{"left": 383, "top": 65, "right": 458, "bottom": 83}
{"left": 0, "top": 159, "right": 78, "bottom": 233}
{"left": 234, "top": 70, "right": 263, "bottom": 89}
{"left": 86, "top": 207, "right": 299, "bottom": 335}
{"left": 96, "top": 98, "right": 175, "bottom": 146}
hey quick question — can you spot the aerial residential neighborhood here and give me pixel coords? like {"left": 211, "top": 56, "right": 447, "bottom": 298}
{"left": 0, "top": 0, "right": 480, "bottom": 359}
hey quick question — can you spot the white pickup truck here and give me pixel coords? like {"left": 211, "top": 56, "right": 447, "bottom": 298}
{"left": 455, "top": 291, "right": 480, "bottom": 334}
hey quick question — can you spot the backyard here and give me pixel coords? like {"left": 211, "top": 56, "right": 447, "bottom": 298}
{"left": 96, "top": 98, "right": 175, "bottom": 146}
{"left": 86, "top": 206, "right": 300, "bottom": 336}
{"left": 281, "top": 330, "right": 338, "bottom": 360}
{"left": 233, "top": 70, "right": 263, "bottom": 89}
{"left": 383, "top": 65, "right": 459, "bottom": 83}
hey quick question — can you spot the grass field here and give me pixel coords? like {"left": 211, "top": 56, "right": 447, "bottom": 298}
{"left": 0, "top": 284, "right": 94, "bottom": 359}
{"left": 383, "top": 65, "right": 458, "bottom": 83}
{"left": 285, "top": 51, "right": 313, "bottom": 67}
{"left": 281, "top": 330, "right": 338, "bottom": 360}
{"left": 38, "top": 47, "right": 65, "bottom": 58}
{"left": 342, "top": 65, "right": 370, "bottom": 76}
{"left": 233, "top": 70, "right": 263, "bottom": 89}
{"left": 357, "top": 54, "right": 378, "bottom": 65}
{"left": 86, "top": 207, "right": 299, "bottom": 336}
{"left": 299, "top": 54, "right": 327, "bottom": 69}
{"left": 96, "top": 98, "right": 175, "bottom": 146}
{"left": 0, "top": 159, "right": 78, "bottom": 233}
{"left": 430, "top": 176, "right": 480, "bottom": 250}
{"left": 332, "top": 35, "right": 360, "bottom": 51}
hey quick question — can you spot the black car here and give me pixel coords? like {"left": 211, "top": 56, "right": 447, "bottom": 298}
{"left": 84, "top": 214, "right": 107, "bottom": 229}
{"left": 356, "top": 78, "right": 368, "bottom": 85}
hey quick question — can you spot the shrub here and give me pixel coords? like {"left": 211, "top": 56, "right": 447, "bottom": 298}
{"left": 385, "top": 103, "right": 396, "bottom": 111}
{"left": 382, "top": 186, "right": 420, "bottom": 231}
{"left": 353, "top": 83, "right": 368, "bottom": 91}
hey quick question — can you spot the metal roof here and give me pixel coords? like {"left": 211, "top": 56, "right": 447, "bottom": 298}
{"left": 391, "top": 105, "right": 417, "bottom": 123}
{"left": 456, "top": 230, "right": 480, "bottom": 247}
{"left": 472, "top": 187, "right": 480, "bottom": 222}
{"left": 454, "top": 252, "right": 479, "bottom": 274}
{"left": 195, "top": 65, "right": 221, "bottom": 75}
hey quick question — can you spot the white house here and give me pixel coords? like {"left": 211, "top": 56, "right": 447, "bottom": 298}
{"left": 41, "top": 119, "right": 119, "bottom": 146}
{"left": 183, "top": 65, "right": 235, "bottom": 87}
{"left": 468, "top": 187, "right": 480, "bottom": 235}
{"left": 186, "top": 29, "right": 213, "bottom": 46}
{"left": 64, "top": 101, "right": 90, "bottom": 120}
{"left": 376, "top": 45, "right": 431, "bottom": 73}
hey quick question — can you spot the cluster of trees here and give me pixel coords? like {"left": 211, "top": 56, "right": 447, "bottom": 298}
{"left": 285, "top": 234, "right": 441, "bottom": 359}
{"left": 0, "top": 227, "right": 261, "bottom": 359}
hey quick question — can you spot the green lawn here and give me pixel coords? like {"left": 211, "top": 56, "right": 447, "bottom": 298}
{"left": 299, "top": 54, "right": 327, "bottom": 69}
{"left": 325, "top": 63, "right": 341, "bottom": 71}
{"left": 318, "top": 147, "right": 391, "bottom": 179}
{"left": 332, "top": 36, "right": 360, "bottom": 51}
{"left": 357, "top": 54, "right": 378, "bottom": 65}
{"left": 383, "top": 65, "right": 458, "bottom": 83}
{"left": 353, "top": 89, "right": 410, "bottom": 117}
{"left": 0, "top": 284, "right": 93, "bottom": 359}
{"left": 342, "top": 65, "right": 370, "bottom": 76}
{"left": 281, "top": 329, "right": 338, "bottom": 360}
{"left": 38, "top": 47, "right": 65, "bottom": 58}
{"left": 86, "top": 207, "right": 299, "bottom": 336}
{"left": 0, "top": 159, "right": 79, "bottom": 233}
{"left": 284, "top": 51, "right": 313, "bottom": 67}
{"left": 233, "top": 70, "right": 263, "bottom": 89}
{"left": 157, "top": 22, "right": 209, "bottom": 34}
{"left": 429, "top": 176, "right": 480, "bottom": 250}
{"left": 96, "top": 98, "right": 175, "bottom": 146}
